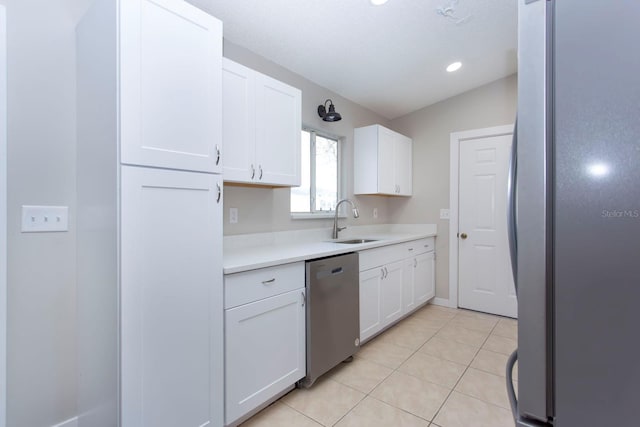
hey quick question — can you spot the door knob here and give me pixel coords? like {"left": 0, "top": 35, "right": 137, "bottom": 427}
{"left": 460, "top": 233, "right": 468, "bottom": 239}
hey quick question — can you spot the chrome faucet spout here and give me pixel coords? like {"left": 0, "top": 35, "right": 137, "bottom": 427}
{"left": 333, "top": 199, "right": 359, "bottom": 239}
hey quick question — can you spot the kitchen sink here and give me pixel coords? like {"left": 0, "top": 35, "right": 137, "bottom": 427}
{"left": 334, "top": 238, "right": 378, "bottom": 244}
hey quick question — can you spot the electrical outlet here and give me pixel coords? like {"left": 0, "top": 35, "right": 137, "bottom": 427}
{"left": 21, "top": 205, "right": 69, "bottom": 232}
{"left": 229, "top": 207, "right": 238, "bottom": 224}
{"left": 440, "top": 209, "right": 450, "bottom": 220}
{"left": 373, "top": 208, "right": 378, "bottom": 219}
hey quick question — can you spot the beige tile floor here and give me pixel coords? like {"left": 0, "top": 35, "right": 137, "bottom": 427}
{"left": 241, "top": 304, "right": 518, "bottom": 427}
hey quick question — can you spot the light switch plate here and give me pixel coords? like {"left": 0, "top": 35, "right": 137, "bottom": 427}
{"left": 21, "top": 205, "right": 69, "bottom": 232}
{"left": 440, "top": 208, "right": 450, "bottom": 220}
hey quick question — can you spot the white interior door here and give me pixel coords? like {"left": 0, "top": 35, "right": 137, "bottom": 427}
{"left": 458, "top": 134, "right": 517, "bottom": 318}
{"left": 0, "top": 7, "right": 6, "bottom": 427}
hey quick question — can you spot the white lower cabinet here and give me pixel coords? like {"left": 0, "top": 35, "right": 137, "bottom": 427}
{"left": 380, "top": 260, "right": 405, "bottom": 327}
{"left": 404, "top": 251, "right": 435, "bottom": 314}
{"left": 224, "top": 264, "right": 306, "bottom": 425}
{"left": 359, "top": 238, "right": 436, "bottom": 343}
{"left": 414, "top": 252, "right": 435, "bottom": 305}
{"left": 359, "top": 268, "right": 382, "bottom": 343}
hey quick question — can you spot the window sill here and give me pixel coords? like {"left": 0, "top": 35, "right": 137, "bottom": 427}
{"left": 291, "top": 212, "right": 346, "bottom": 220}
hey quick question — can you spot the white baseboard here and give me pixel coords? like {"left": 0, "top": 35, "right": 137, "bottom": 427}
{"left": 51, "top": 416, "right": 78, "bottom": 427}
{"left": 433, "top": 297, "right": 457, "bottom": 308}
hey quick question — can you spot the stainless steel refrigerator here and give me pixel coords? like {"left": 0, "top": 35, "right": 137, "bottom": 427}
{"left": 507, "top": 1, "right": 640, "bottom": 426}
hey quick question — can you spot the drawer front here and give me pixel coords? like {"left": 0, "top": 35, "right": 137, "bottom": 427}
{"left": 359, "top": 238, "right": 435, "bottom": 271}
{"left": 405, "top": 237, "right": 435, "bottom": 255}
{"left": 224, "top": 262, "right": 304, "bottom": 308}
{"left": 359, "top": 244, "right": 405, "bottom": 271}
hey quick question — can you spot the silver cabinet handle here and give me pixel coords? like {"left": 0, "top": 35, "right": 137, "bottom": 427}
{"left": 384, "top": 267, "right": 389, "bottom": 278}
{"left": 380, "top": 268, "right": 385, "bottom": 279}
{"left": 261, "top": 278, "right": 276, "bottom": 285}
{"left": 216, "top": 183, "right": 221, "bottom": 203}
{"left": 251, "top": 164, "right": 255, "bottom": 179}
{"left": 414, "top": 258, "right": 418, "bottom": 268}
{"left": 408, "top": 248, "right": 414, "bottom": 252}
{"left": 215, "top": 144, "right": 221, "bottom": 166}
{"left": 259, "top": 165, "right": 263, "bottom": 180}
{"left": 424, "top": 244, "right": 430, "bottom": 248}
{"left": 301, "top": 291, "right": 306, "bottom": 307}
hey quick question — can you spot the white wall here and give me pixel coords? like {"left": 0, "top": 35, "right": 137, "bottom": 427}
{"left": 0, "top": 1, "right": 90, "bottom": 426}
{"left": 220, "top": 40, "right": 393, "bottom": 235}
{"left": 388, "top": 74, "right": 518, "bottom": 301}
{"left": 1, "top": 6, "right": 7, "bottom": 427}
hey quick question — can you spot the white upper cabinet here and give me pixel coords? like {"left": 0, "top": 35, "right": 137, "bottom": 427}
{"left": 120, "top": 0, "right": 222, "bottom": 173}
{"left": 222, "top": 59, "right": 255, "bottom": 182}
{"left": 354, "top": 124, "right": 413, "bottom": 196}
{"left": 222, "top": 58, "right": 301, "bottom": 186}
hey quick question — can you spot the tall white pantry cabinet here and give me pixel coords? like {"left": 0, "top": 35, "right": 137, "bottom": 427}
{"left": 76, "top": 1, "right": 223, "bottom": 426}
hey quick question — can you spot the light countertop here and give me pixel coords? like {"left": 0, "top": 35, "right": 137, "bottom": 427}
{"left": 223, "top": 224, "right": 437, "bottom": 274}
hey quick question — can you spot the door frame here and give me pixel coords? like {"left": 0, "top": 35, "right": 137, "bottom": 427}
{"left": 448, "top": 124, "right": 514, "bottom": 309}
{"left": 1, "top": 6, "right": 7, "bottom": 427}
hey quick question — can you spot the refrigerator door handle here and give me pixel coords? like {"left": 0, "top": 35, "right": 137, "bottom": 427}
{"left": 507, "top": 120, "right": 518, "bottom": 289}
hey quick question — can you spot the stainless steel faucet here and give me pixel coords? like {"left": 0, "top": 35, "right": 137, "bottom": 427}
{"left": 332, "top": 199, "right": 360, "bottom": 239}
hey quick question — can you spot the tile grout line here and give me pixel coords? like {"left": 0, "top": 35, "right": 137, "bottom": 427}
{"left": 331, "top": 306, "right": 459, "bottom": 425}
{"left": 429, "top": 314, "right": 501, "bottom": 423}
{"left": 253, "top": 306, "right": 508, "bottom": 426}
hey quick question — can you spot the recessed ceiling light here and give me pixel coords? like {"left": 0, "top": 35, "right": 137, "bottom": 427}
{"left": 446, "top": 61, "right": 462, "bottom": 72}
{"left": 370, "top": 0, "right": 389, "bottom": 5}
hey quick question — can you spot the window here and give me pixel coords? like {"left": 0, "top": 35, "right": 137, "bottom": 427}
{"left": 291, "top": 129, "right": 341, "bottom": 216}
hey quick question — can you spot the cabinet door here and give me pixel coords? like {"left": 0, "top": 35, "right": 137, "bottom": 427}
{"left": 402, "top": 259, "right": 416, "bottom": 314}
{"left": 395, "top": 134, "right": 413, "bottom": 196}
{"left": 254, "top": 73, "right": 301, "bottom": 186}
{"left": 377, "top": 126, "right": 396, "bottom": 195}
{"left": 360, "top": 267, "right": 383, "bottom": 343}
{"left": 414, "top": 252, "right": 435, "bottom": 305}
{"left": 225, "top": 289, "right": 306, "bottom": 425}
{"left": 222, "top": 58, "right": 256, "bottom": 183}
{"left": 120, "top": 0, "right": 222, "bottom": 173}
{"left": 380, "top": 260, "right": 405, "bottom": 327}
{"left": 121, "top": 166, "right": 223, "bottom": 427}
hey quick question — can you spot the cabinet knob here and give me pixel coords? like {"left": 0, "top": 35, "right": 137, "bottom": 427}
{"left": 460, "top": 233, "right": 468, "bottom": 240}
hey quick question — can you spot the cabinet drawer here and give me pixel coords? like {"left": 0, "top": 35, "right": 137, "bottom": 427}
{"left": 224, "top": 262, "right": 304, "bottom": 309}
{"left": 359, "top": 238, "right": 435, "bottom": 271}
{"left": 404, "top": 237, "right": 435, "bottom": 255}
{"left": 359, "top": 244, "right": 405, "bottom": 271}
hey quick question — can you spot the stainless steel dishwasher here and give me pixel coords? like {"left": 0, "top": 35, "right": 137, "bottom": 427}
{"left": 299, "top": 252, "right": 360, "bottom": 387}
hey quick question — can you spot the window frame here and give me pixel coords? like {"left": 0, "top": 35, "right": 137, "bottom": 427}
{"left": 291, "top": 127, "right": 344, "bottom": 219}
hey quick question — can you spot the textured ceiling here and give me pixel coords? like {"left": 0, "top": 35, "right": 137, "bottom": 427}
{"left": 189, "top": 0, "right": 517, "bottom": 120}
